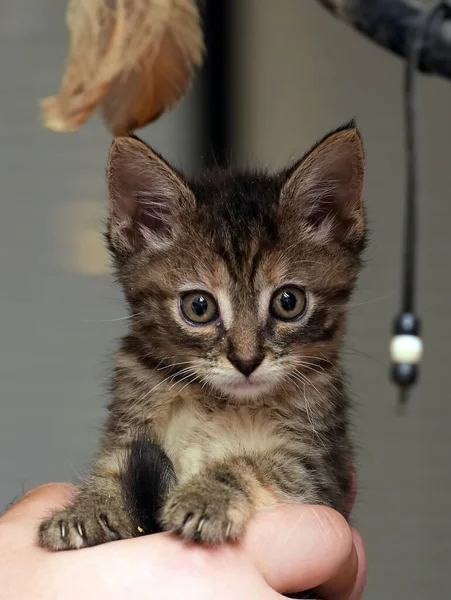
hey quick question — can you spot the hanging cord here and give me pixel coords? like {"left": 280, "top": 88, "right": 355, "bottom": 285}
{"left": 391, "top": 1, "right": 451, "bottom": 408}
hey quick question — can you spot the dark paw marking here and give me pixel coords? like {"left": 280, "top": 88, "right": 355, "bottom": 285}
{"left": 38, "top": 505, "right": 126, "bottom": 551}
{"left": 161, "top": 478, "right": 251, "bottom": 545}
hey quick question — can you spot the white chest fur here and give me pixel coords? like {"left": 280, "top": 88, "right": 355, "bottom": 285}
{"left": 158, "top": 404, "right": 284, "bottom": 480}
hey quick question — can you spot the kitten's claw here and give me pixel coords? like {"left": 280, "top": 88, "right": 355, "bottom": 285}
{"left": 39, "top": 503, "right": 130, "bottom": 551}
{"left": 76, "top": 521, "right": 86, "bottom": 541}
{"left": 226, "top": 522, "right": 232, "bottom": 538}
{"left": 161, "top": 478, "right": 252, "bottom": 545}
{"left": 196, "top": 517, "right": 205, "bottom": 536}
{"left": 59, "top": 520, "right": 67, "bottom": 540}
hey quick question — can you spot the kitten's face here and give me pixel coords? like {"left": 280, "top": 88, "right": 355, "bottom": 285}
{"left": 107, "top": 125, "right": 365, "bottom": 402}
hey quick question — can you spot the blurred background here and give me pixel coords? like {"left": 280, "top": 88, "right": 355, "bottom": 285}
{"left": 0, "top": 1, "right": 450, "bottom": 597}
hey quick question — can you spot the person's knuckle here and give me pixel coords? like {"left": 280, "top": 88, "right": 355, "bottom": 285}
{"left": 311, "top": 505, "right": 353, "bottom": 556}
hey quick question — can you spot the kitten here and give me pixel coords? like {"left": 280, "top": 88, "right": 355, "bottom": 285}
{"left": 39, "top": 122, "right": 365, "bottom": 552}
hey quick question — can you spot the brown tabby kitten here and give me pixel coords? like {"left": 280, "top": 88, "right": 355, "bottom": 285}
{"left": 39, "top": 122, "right": 365, "bottom": 551}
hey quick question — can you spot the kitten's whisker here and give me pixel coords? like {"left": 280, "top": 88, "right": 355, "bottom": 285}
{"left": 157, "top": 360, "right": 196, "bottom": 371}
{"left": 155, "top": 357, "right": 186, "bottom": 370}
{"left": 341, "top": 346, "right": 384, "bottom": 366}
{"left": 289, "top": 372, "right": 332, "bottom": 455}
{"left": 292, "top": 360, "right": 326, "bottom": 373}
{"left": 299, "top": 355, "right": 333, "bottom": 364}
{"left": 305, "top": 372, "right": 339, "bottom": 398}
{"left": 288, "top": 376, "right": 304, "bottom": 396}
{"left": 167, "top": 367, "right": 197, "bottom": 380}
{"left": 289, "top": 355, "right": 333, "bottom": 367}
{"left": 81, "top": 312, "right": 142, "bottom": 323}
{"left": 168, "top": 369, "right": 198, "bottom": 390}
{"left": 346, "top": 295, "right": 391, "bottom": 308}
{"left": 302, "top": 386, "right": 318, "bottom": 446}
{"left": 297, "top": 366, "right": 325, "bottom": 378}
{"left": 292, "top": 370, "right": 340, "bottom": 397}
{"left": 200, "top": 378, "right": 221, "bottom": 399}
{"left": 135, "top": 362, "right": 200, "bottom": 405}
{"left": 293, "top": 362, "right": 338, "bottom": 383}
{"left": 141, "top": 377, "right": 170, "bottom": 398}
{"left": 139, "top": 366, "right": 196, "bottom": 401}
{"left": 292, "top": 369, "right": 323, "bottom": 400}
{"left": 289, "top": 372, "right": 311, "bottom": 393}
{"left": 287, "top": 376, "right": 319, "bottom": 444}
{"left": 178, "top": 374, "right": 202, "bottom": 394}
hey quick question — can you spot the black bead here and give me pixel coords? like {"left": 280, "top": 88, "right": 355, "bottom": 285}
{"left": 393, "top": 312, "right": 420, "bottom": 336}
{"left": 391, "top": 363, "right": 418, "bottom": 387}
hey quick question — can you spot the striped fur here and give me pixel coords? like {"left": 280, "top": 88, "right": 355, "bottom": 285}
{"left": 39, "top": 123, "right": 365, "bottom": 551}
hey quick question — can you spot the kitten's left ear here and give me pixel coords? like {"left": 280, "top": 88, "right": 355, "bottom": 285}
{"left": 280, "top": 123, "right": 365, "bottom": 251}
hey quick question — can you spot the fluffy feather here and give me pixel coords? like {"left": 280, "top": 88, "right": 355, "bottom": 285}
{"left": 40, "top": 0, "right": 204, "bottom": 134}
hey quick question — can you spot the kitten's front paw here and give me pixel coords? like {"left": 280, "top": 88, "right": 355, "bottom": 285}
{"left": 39, "top": 501, "right": 129, "bottom": 551}
{"left": 161, "top": 476, "right": 252, "bottom": 545}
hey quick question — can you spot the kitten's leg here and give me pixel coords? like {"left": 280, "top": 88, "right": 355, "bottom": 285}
{"left": 161, "top": 452, "right": 326, "bottom": 545}
{"left": 39, "top": 449, "right": 134, "bottom": 551}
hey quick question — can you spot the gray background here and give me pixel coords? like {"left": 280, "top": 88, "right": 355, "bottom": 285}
{"left": 0, "top": 1, "right": 450, "bottom": 598}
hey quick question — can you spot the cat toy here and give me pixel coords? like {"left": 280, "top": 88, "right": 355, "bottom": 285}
{"left": 390, "top": 2, "right": 450, "bottom": 408}
{"left": 317, "top": 0, "right": 451, "bottom": 408}
{"left": 40, "top": 0, "right": 204, "bottom": 135}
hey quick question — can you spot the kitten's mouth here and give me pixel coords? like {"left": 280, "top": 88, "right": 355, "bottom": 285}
{"left": 222, "top": 376, "right": 275, "bottom": 399}
{"left": 230, "top": 378, "right": 259, "bottom": 390}
{"left": 207, "top": 370, "right": 278, "bottom": 400}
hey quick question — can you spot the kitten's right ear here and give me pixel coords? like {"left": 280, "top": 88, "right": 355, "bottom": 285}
{"left": 107, "top": 136, "right": 195, "bottom": 255}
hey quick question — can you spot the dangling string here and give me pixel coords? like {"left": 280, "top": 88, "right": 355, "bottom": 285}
{"left": 390, "top": 2, "right": 451, "bottom": 409}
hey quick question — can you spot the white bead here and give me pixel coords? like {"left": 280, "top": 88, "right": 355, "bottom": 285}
{"left": 390, "top": 335, "right": 423, "bottom": 364}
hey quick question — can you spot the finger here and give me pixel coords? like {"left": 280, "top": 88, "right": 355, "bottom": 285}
{"left": 315, "top": 527, "right": 366, "bottom": 600}
{"left": 0, "top": 483, "right": 75, "bottom": 544}
{"left": 243, "top": 504, "right": 356, "bottom": 595}
{"left": 66, "top": 532, "right": 278, "bottom": 600}
{"left": 349, "top": 528, "right": 366, "bottom": 600}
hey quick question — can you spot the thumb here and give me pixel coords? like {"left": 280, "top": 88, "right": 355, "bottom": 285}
{"left": 243, "top": 504, "right": 357, "bottom": 596}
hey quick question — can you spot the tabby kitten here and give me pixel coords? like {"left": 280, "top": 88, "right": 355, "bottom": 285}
{"left": 39, "top": 122, "right": 365, "bottom": 551}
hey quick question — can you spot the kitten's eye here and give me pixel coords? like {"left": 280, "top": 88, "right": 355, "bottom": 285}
{"left": 180, "top": 292, "right": 219, "bottom": 325}
{"left": 270, "top": 286, "right": 307, "bottom": 321}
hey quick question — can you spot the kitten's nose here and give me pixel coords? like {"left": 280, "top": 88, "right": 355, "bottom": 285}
{"left": 228, "top": 355, "right": 264, "bottom": 377}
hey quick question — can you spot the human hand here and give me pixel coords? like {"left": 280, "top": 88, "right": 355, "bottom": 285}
{"left": 0, "top": 483, "right": 365, "bottom": 599}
